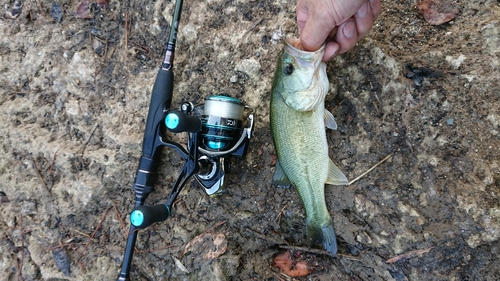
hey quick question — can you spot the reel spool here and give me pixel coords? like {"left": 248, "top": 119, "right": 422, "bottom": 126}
{"left": 201, "top": 95, "right": 245, "bottom": 151}
{"left": 196, "top": 95, "right": 253, "bottom": 195}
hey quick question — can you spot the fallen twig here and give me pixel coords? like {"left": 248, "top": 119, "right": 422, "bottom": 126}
{"left": 271, "top": 271, "right": 286, "bottom": 281}
{"left": 47, "top": 145, "right": 66, "bottom": 192}
{"left": 347, "top": 154, "right": 393, "bottom": 186}
{"left": 47, "top": 242, "right": 87, "bottom": 251}
{"left": 275, "top": 203, "right": 287, "bottom": 224}
{"left": 135, "top": 245, "right": 176, "bottom": 253}
{"left": 31, "top": 156, "right": 50, "bottom": 194}
{"left": 278, "top": 245, "right": 362, "bottom": 261}
{"left": 75, "top": 206, "right": 111, "bottom": 263}
{"left": 81, "top": 124, "right": 99, "bottom": 158}
{"left": 112, "top": 202, "right": 128, "bottom": 238}
{"left": 125, "top": 12, "right": 129, "bottom": 50}
{"left": 331, "top": 99, "right": 345, "bottom": 112}
{"left": 243, "top": 18, "right": 263, "bottom": 37}
{"left": 386, "top": 246, "right": 435, "bottom": 263}
{"left": 203, "top": 220, "right": 227, "bottom": 235}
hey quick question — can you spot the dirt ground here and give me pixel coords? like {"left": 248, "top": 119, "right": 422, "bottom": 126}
{"left": 1, "top": 0, "right": 499, "bottom": 280}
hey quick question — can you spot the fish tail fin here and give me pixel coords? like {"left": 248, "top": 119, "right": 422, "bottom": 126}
{"left": 306, "top": 218, "right": 338, "bottom": 255}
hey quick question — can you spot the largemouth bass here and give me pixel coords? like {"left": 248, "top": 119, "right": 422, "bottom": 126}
{"left": 270, "top": 38, "right": 348, "bottom": 254}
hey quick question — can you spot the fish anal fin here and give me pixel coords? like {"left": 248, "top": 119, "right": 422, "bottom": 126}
{"left": 272, "top": 160, "right": 292, "bottom": 188}
{"left": 324, "top": 109, "right": 337, "bottom": 130}
{"left": 325, "top": 159, "right": 348, "bottom": 185}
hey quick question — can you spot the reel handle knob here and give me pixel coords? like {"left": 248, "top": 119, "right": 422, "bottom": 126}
{"left": 165, "top": 110, "right": 202, "bottom": 133}
{"left": 130, "top": 204, "right": 170, "bottom": 229}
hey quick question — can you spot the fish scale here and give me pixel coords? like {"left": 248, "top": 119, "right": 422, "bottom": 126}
{"left": 272, "top": 99, "right": 331, "bottom": 223}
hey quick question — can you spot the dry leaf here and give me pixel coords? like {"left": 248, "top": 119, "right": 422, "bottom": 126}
{"left": 173, "top": 256, "right": 190, "bottom": 273}
{"left": 76, "top": 0, "right": 91, "bottom": 19}
{"left": 386, "top": 246, "right": 435, "bottom": 263}
{"left": 95, "top": 0, "right": 109, "bottom": 9}
{"left": 417, "top": 0, "right": 459, "bottom": 25}
{"left": 183, "top": 233, "right": 227, "bottom": 260}
{"left": 272, "top": 251, "right": 312, "bottom": 277}
{"left": 76, "top": 0, "right": 109, "bottom": 19}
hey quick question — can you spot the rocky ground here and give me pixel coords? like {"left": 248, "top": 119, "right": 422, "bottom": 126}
{"left": 1, "top": 0, "right": 499, "bottom": 280}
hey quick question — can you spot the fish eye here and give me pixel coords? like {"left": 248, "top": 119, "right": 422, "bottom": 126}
{"left": 283, "top": 63, "right": 294, "bottom": 75}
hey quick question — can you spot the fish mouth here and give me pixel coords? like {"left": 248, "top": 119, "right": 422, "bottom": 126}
{"left": 284, "top": 38, "right": 325, "bottom": 65}
{"left": 280, "top": 37, "right": 328, "bottom": 111}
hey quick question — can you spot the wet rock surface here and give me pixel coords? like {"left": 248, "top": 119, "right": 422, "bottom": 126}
{"left": 1, "top": 0, "right": 499, "bottom": 280}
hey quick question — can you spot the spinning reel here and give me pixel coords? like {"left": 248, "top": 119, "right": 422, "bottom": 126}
{"left": 129, "top": 96, "right": 254, "bottom": 230}
{"left": 116, "top": 0, "right": 253, "bottom": 279}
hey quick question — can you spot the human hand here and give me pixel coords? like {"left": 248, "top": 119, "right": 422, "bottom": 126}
{"left": 296, "top": 0, "right": 381, "bottom": 61}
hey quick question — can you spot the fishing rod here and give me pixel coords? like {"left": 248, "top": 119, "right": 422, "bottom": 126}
{"left": 116, "top": 0, "right": 254, "bottom": 279}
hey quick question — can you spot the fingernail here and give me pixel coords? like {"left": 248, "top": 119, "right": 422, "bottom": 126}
{"left": 357, "top": 2, "right": 369, "bottom": 17}
{"left": 343, "top": 20, "right": 356, "bottom": 38}
{"left": 326, "top": 49, "right": 339, "bottom": 61}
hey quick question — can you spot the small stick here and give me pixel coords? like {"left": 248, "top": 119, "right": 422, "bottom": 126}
{"left": 72, "top": 229, "right": 92, "bottom": 238}
{"left": 81, "top": 124, "right": 99, "bottom": 158}
{"left": 135, "top": 245, "right": 176, "bottom": 253}
{"left": 18, "top": 216, "right": 25, "bottom": 280}
{"left": 104, "top": 38, "right": 109, "bottom": 61}
{"left": 271, "top": 272, "right": 286, "bottom": 281}
{"left": 125, "top": 12, "right": 129, "bottom": 50}
{"left": 75, "top": 206, "right": 111, "bottom": 263}
{"left": 49, "top": 145, "right": 65, "bottom": 174}
{"left": 36, "top": 0, "right": 45, "bottom": 17}
{"left": 278, "top": 245, "right": 362, "bottom": 261}
{"left": 203, "top": 220, "right": 227, "bottom": 234}
{"left": 31, "top": 156, "right": 50, "bottom": 193}
{"left": 47, "top": 145, "right": 66, "bottom": 192}
{"left": 279, "top": 245, "right": 335, "bottom": 257}
{"left": 331, "top": 99, "right": 345, "bottom": 112}
{"left": 347, "top": 154, "right": 393, "bottom": 186}
{"left": 275, "top": 203, "right": 287, "bottom": 224}
{"left": 243, "top": 18, "right": 263, "bottom": 37}
{"left": 112, "top": 202, "right": 128, "bottom": 238}
{"left": 47, "top": 242, "right": 87, "bottom": 250}
{"left": 386, "top": 246, "right": 435, "bottom": 263}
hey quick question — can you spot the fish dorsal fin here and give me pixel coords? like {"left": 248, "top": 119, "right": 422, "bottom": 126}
{"left": 325, "top": 159, "right": 348, "bottom": 185}
{"left": 324, "top": 109, "right": 337, "bottom": 130}
{"left": 272, "top": 160, "right": 292, "bottom": 188}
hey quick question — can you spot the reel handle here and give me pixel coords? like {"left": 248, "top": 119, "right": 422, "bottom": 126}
{"left": 130, "top": 204, "right": 170, "bottom": 229}
{"left": 165, "top": 110, "right": 202, "bottom": 133}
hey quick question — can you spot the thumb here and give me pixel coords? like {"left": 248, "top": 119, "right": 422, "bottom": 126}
{"left": 299, "top": 11, "right": 335, "bottom": 52}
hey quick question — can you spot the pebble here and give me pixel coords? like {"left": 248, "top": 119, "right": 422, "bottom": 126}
{"left": 230, "top": 75, "right": 238, "bottom": 83}
{"left": 51, "top": 2, "right": 63, "bottom": 23}
{"left": 271, "top": 29, "right": 283, "bottom": 44}
{"left": 235, "top": 59, "right": 261, "bottom": 79}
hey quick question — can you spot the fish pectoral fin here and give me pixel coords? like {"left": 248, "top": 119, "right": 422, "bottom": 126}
{"left": 324, "top": 109, "right": 337, "bottom": 130}
{"left": 325, "top": 159, "right": 348, "bottom": 185}
{"left": 272, "top": 160, "right": 292, "bottom": 188}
